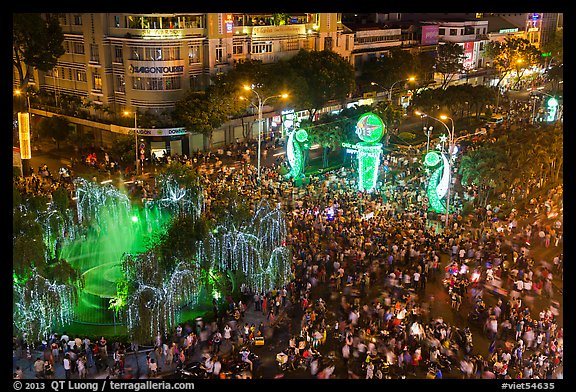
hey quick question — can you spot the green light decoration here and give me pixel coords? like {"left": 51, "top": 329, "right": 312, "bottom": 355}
{"left": 426, "top": 165, "right": 447, "bottom": 214}
{"left": 285, "top": 128, "right": 307, "bottom": 180}
{"left": 423, "top": 151, "right": 452, "bottom": 214}
{"left": 351, "top": 113, "right": 386, "bottom": 193}
{"left": 357, "top": 142, "right": 383, "bottom": 192}
{"left": 424, "top": 151, "right": 441, "bottom": 167}
{"left": 546, "top": 97, "right": 558, "bottom": 122}
{"left": 356, "top": 112, "right": 385, "bottom": 143}
{"left": 295, "top": 129, "right": 309, "bottom": 143}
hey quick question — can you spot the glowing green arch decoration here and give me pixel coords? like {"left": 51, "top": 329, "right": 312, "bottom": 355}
{"left": 285, "top": 128, "right": 308, "bottom": 179}
{"left": 423, "top": 151, "right": 451, "bottom": 214}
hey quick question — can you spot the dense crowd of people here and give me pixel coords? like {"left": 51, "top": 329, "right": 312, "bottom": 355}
{"left": 13, "top": 107, "right": 562, "bottom": 380}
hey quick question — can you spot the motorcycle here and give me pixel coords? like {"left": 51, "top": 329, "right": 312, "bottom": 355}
{"left": 175, "top": 361, "right": 209, "bottom": 379}
{"left": 452, "top": 327, "right": 474, "bottom": 354}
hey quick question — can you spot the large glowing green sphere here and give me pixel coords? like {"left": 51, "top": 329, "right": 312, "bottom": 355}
{"left": 295, "top": 129, "right": 309, "bottom": 143}
{"left": 424, "top": 151, "right": 441, "bottom": 167}
{"left": 356, "top": 113, "right": 385, "bottom": 143}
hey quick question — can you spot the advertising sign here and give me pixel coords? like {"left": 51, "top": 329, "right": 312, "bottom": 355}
{"left": 421, "top": 25, "right": 439, "bottom": 45}
{"left": 463, "top": 41, "right": 475, "bottom": 70}
{"left": 18, "top": 112, "right": 31, "bottom": 159}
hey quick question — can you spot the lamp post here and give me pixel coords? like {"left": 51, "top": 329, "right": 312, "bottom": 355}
{"left": 439, "top": 115, "right": 455, "bottom": 229}
{"left": 423, "top": 125, "right": 434, "bottom": 153}
{"left": 371, "top": 77, "right": 415, "bottom": 104}
{"left": 242, "top": 85, "right": 288, "bottom": 180}
{"left": 389, "top": 77, "right": 415, "bottom": 103}
{"left": 124, "top": 110, "right": 139, "bottom": 176}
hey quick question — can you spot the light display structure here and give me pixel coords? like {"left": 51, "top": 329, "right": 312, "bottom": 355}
{"left": 285, "top": 128, "right": 309, "bottom": 180}
{"left": 423, "top": 150, "right": 451, "bottom": 214}
{"left": 353, "top": 113, "right": 386, "bottom": 193}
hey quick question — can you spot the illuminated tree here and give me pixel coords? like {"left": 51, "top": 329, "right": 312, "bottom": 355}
{"left": 482, "top": 37, "right": 541, "bottom": 88}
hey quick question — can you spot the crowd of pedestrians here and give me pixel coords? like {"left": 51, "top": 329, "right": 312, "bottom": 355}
{"left": 13, "top": 103, "right": 562, "bottom": 380}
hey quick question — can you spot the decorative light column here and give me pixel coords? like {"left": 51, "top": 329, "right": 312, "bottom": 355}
{"left": 354, "top": 112, "right": 386, "bottom": 193}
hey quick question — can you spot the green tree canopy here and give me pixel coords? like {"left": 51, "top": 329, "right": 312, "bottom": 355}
{"left": 37, "top": 115, "right": 70, "bottom": 149}
{"left": 13, "top": 13, "right": 65, "bottom": 93}
{"left": 287, "top": 49, "right": 355, "bottom": 121}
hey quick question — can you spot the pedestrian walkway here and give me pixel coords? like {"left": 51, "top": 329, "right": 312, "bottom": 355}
{"left": 13, "top": 347, "right": 155, "bottom": 380}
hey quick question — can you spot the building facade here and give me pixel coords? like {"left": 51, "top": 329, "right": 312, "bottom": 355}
{"left": 20, "top": 13, "right": 350, "bottom": 117}
{"left": 15, "top": 13, "right": 351, "bottom": 155}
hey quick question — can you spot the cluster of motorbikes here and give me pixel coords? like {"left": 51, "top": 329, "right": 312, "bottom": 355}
{"left": 174, "top": 348, "right": 259, "bottom": 379}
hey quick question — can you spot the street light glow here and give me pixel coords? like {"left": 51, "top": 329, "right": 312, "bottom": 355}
{"left": 123, "top": 110, "right": 139, "bottom": 176}
{"left": 242, "top": 85, "right": 289, "bottom": 180}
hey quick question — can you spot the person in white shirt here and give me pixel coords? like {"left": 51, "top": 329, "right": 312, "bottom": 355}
{"left": 204, "top": 355, "right": 214, "bottom": 376}
{"left": 148, "top": 358, "right": 158, "bottom": 377}
{"left": 212, "top": 356, "right": 221, "bottom": 378}
{"left": 63, "top": 354, "right": 71, "bottom": 379}
{"left": 224, "top": 324, "right": 232, "bottom": 340}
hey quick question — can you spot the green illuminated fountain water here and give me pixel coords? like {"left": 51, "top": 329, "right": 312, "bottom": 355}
{"left": 59, "top": 179, "right": 172, "bottom": 325}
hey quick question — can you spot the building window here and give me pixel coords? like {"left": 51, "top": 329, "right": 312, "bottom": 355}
{"left": 164, "top": 76, "right": 181, "bottom": 90}
{"left": 284, "top": 39, "right": 299, "bottom": 51}
{"left": 73, "top": 15, "right": 82, "bottom": 25}
{"left": 114, "top": 15, "right": 121, "bottom": 28}
{"left": 233, "top": 43, "right": 243, "bottom": 55}
{"left": 114, "top": 46, "right": 123, "bottom": 63}
{"left": 145, "top": 47, "right": 162, "bottom": 61}
{"left": 90, "top": 44, "right": 99, "bottom": 63}
{"left": 114, "top": 74, "right": 125, "bottom": 93}
{"left": 92, "top": 71, "right": 102, "bottom": 91}
{"left": 450, "top": 29, "right": 458, "bottom": 36}
{"left": 251, "top": 42, "right": 272, "bottom": 54}
{"left": 73, "top": 42, "right": 85, "bottom": 55}
{"left": 76, "top": 70, "right": 87, "bottom": 82}
{"left": 439, "top": 28, "right": 445, "bottom": 35}
{"left": 189, "top": 45, "right": 201, "bottom": 64}
{"left": 63, "top": 41, "right": 70, "bottom": 53}
{"left": 131, "top": 76, "right": 181, "bottom": 91}
{"left": 215, "top": 46, "right": 224, "bottom": 63}
{"left": 132, "top": 47, "right": 142, "bottom": 60}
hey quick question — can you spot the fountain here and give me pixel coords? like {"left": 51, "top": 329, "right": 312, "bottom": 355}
{"left": 58, "top": 178, "right": 172, "bottom": 325}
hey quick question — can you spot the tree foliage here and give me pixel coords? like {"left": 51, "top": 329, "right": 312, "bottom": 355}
{"left": 287, "top": 49, "right": 355, "bottom": 121}
{"left": 435, "top": 42, "right": 465, "bottom": 89}
{"left": 13, "top": 13, "right": 65, "bottom": 91}
{"left": 37, "top": 115, "right": 70, "bottom": 150}
{"left": 482, "top": 37, "right": 541, "bottom": 88}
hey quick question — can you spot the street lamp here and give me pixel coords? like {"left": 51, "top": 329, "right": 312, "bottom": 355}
{"left": 123, "top": 110, "right": 139, "bottom": 176}
{"left": 14, "top": 88, "right": 31, "bottom": 112}
{"left": 371, "top": 76, "right": 416, "bottom": 103}
{"left": 423, "top": 125, "right": 434, "bottom": 153}
{"left": 241, "top": 84, "right": 288, "bottom": 180}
